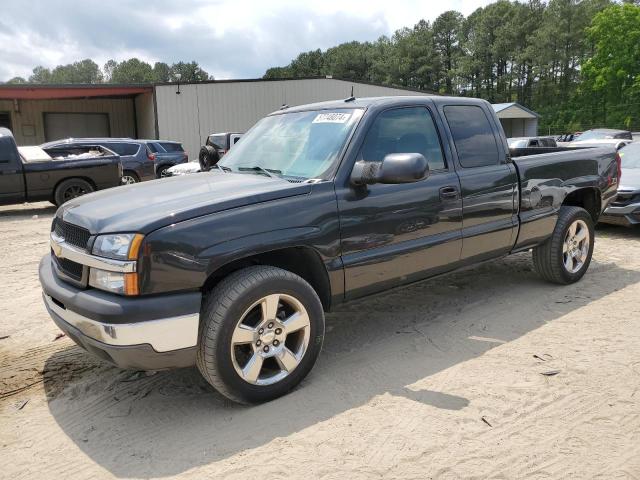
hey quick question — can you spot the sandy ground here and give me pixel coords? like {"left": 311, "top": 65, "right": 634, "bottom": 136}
{"left": 1, "top": 201, "right": 640, "bottom": 480}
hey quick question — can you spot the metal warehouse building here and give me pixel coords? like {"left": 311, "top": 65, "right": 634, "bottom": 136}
{"left": 0, "top": 77, "right": 538, "bottom": 158}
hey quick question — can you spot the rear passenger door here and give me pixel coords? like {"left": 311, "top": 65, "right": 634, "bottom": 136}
{"left": 441, "top": 104, "right": 518, "bottom": 262}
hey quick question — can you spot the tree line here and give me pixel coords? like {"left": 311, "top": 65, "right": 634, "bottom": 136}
{"left": 3, "top": 1, "right": 639, "bottom": 134}
{"left": 265, "top": 0, "right": 640, "bottom": 134}
{"left": 6, "top": 59, "right": 212, "bottom": 85}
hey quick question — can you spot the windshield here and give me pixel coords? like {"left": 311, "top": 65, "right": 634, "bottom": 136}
{"left": 577, "top": 130, "right": 629, "bottom": 141}
{"left": 620, "top": 143, "right": 640, "bottom": 169}
{"left": 219, "top": 108, "right": 363, "bottom": 180}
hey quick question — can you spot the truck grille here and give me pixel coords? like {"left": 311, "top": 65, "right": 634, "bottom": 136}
{"left": 53, "top": 255, "right": 84, "bottom": 280}
{"left": 52, "top": 218, "right": 91, "bottom": 250}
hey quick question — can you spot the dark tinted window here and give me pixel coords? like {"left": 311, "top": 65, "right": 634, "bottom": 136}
{"left": 159, "top": 142, "right": 184, "bottom": 152}
{"left": 444, "top": 105, "right": 500, "bottom": 168}
{"left": 102, "top": 142, "right": 140, "bottom": 156}
{"left": 615, "top": 131, "right": 633, "bottom": 140}
{"left": 359, "top": 107, "right": 446, "bottom": 170}
{"left": 146, "top": 142, "right": 160, "bottom": 153}
{"left": 0, "top": 135, "right": 19, "bottom": 164}
{"left": 0, "top": 112, "right": 11, "bottom": 130}
{"left": 208, "top": 135, "right": 227, "bottom": 150}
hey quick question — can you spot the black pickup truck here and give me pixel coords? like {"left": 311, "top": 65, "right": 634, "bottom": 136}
{"left": 39, "top": 96, "right": 619, "bottom": 404}
{"left": 0, "top": 128, "right": 122, "bottom": 206}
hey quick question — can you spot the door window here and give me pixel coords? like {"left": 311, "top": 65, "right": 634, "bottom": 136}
{"left": 359, "top": 107, "right": 446, "bottom": 171}
{"left": 444, "top": 105, "right": 500, "bottom": 168}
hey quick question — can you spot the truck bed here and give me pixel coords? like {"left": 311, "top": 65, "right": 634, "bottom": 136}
{"left": 511, "top": 146, "right": 619, "bottom": 251}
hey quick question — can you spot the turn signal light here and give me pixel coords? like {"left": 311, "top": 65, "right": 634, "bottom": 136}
{"left": 124, "top": 273, "right": 139, "bottom": 296}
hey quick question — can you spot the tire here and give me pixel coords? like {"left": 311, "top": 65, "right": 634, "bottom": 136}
{"left": 533, "top": 206, "right": 595, "bottom": 284}
{"left": 196, "top": 266, "right": 325, "bottom": 404}
{"left": 53, "top": 178, "right": 94, "bottom": 206}
{"left": 199, "top": 145, "right": 219, "bottom": 171}
{"left": 156, "top": 165, "right": 170, "bottom": 178}
{"left": 121, "top": 171, "right": 140, "bottom": 185}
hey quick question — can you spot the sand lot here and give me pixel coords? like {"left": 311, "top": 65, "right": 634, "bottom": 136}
{"left": 1, "top": 201, "right": 639, "bottom": 479}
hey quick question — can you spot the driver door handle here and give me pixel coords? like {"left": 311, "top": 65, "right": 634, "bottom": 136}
{"left": 439, "top": 186, "right": 459, "bottom": 200}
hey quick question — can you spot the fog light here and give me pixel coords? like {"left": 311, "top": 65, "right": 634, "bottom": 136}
{"left": 89, "top": 269, "right": 138, "bottom": 295}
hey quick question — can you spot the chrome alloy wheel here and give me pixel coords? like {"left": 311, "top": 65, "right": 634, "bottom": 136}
{"left": 563, "top": 219, "right": 590, "bottom": 273}
{"left": 230, "top": 293, "right": 311, "bottom": 386}
{"left": 122, "top": 175, "right": 137, "bottom": 184}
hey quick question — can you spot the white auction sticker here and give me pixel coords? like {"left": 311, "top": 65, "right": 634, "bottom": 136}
{"left": 312, "top": 112, "right": 351, "bottom": 124}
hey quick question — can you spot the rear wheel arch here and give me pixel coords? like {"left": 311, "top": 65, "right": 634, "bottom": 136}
{"left": 561, "top": 187, "right": 601, "bottom": 223}
{"left": 201, "top": 246, "right": 333, "bottom": 312}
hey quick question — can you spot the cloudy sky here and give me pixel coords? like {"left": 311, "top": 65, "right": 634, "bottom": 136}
{"left": 0, "top": 0, "right": 493, "bottom": 82}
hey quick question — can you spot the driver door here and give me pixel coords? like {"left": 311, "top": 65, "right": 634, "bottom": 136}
{"left": 336, "top": 106, "right": 463, "bottom": 300}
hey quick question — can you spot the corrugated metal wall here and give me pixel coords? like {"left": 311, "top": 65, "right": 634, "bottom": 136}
{"left": 134, "top": 92, "right": 156, "bottom": 139}
{"left": 0, "top": 98, "right": 136, "bottom": 145}
{"left": 155, "top": 78, "right": 428, "bottom": 158}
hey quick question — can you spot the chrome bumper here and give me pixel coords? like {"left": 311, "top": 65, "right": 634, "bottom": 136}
{"left": 43, "top": 293, "right": 198, "bottom": 352}
{"left": 603, "top": 202, "right": 640, "bottom": 216}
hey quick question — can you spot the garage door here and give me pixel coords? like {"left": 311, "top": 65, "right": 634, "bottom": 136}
{"left": 44, "top": 113, "right": 110, "bottom": 141}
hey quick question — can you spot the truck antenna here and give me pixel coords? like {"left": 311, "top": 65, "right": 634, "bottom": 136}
{"left": 345, "top": 85, "right": 355, "bottom": 102}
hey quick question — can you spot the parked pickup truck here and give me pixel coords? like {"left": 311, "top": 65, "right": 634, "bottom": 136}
{"left": 1, "top": 128, "right": 122, "bottom": 206}
{"left": 39, "top": 96, "right": 619, "bottom": 404}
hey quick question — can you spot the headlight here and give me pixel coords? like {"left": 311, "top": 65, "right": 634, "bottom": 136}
{"left": 90, "top": 233, "right": 144, "bottom": 295}
{"left": 92, "top": 233, "right": 143, "bottom": 260}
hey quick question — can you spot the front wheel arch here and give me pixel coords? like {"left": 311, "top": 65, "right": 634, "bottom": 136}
{"left": 202, "top": 246, "right": 333, "bottom": 312}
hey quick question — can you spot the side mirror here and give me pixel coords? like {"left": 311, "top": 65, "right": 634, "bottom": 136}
{"left": 351, "top": 152, "right": 429, "bottom": 186}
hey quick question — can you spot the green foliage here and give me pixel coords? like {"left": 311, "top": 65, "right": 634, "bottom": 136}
{"left": 264, "top": 0, "right": 640, "bottom": 133}
{"left": 169, "top": 61, "right": 212, "bottom": 82}
{"left": 579, "top": 3, "right": 640, "bottom": 129}
{"left": 28, "top": 59, "right": 103, "bottom": 84}
{"left": 14, "top": 58, "right": 210, "bottom": 85}
{"left": 6, "top": 77, "right": 27, "bottom": 84}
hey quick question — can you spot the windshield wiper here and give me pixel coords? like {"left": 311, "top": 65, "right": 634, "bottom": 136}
{"left": 237, "top": 166, "right": 282, "bottom": 179}
{"left": 212, "top": 164, "right": 232, "bottom": 173}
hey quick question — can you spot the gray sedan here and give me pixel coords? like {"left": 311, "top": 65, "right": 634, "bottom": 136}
{"left": 600, "top": 142, "right": 640, "bottom": 226}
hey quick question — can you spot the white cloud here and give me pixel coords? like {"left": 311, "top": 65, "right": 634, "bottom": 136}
{"left": 0, "top": 0, "right": 493, "bottom": 82}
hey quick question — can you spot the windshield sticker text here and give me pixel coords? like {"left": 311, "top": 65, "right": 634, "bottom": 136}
{"left": 312, "top": 113, "right": 351, "bottom": 124}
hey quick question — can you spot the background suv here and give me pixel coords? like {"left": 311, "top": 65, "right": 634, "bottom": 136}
{"left": 143, "top": 140, "right": 189, "bottom": 177}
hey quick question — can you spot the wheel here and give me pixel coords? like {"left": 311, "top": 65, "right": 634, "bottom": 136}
{"left": 533, "top": 206, "right": 594, "bottom": 284}
{"left": 156, "top": 165, "right": 170, "bottom": 178}
{"left": 196, "top": 266, "right": 325, "bottom": 404}
{"left": 199, "top": 145, "right": 219, "bottom": 171}
{"left": 121, "top": 171, "right": 139, "bottom": 185}
{"left": 53, "top": 178, "right": 94, "bottom": 206}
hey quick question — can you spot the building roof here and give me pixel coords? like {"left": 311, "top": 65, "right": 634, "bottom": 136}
{"left": 0, "top": 84, "right": 152, "bottom": 100}
{"left": 492, "top": 102, "right": 540, "bottom": 119}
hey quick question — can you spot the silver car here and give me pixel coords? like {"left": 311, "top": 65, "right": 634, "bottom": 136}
{"left": 600, "top": 142, "right": 640, "bottom": 226}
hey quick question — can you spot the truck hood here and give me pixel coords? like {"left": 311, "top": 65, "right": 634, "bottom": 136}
{"left": 58, "top": 172, "right": 311, "bottom": 234}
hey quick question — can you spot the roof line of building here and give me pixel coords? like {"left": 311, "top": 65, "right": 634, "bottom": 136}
{"left": 0, "top": 76, "right": 437, "bottom": 96}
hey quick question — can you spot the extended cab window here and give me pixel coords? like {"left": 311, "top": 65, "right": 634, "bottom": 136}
{"left": 360, "top": 107, "right": 446, "bottom": 170}
{"left": 444, "top": 105, "right": 500, "bottom": 168}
